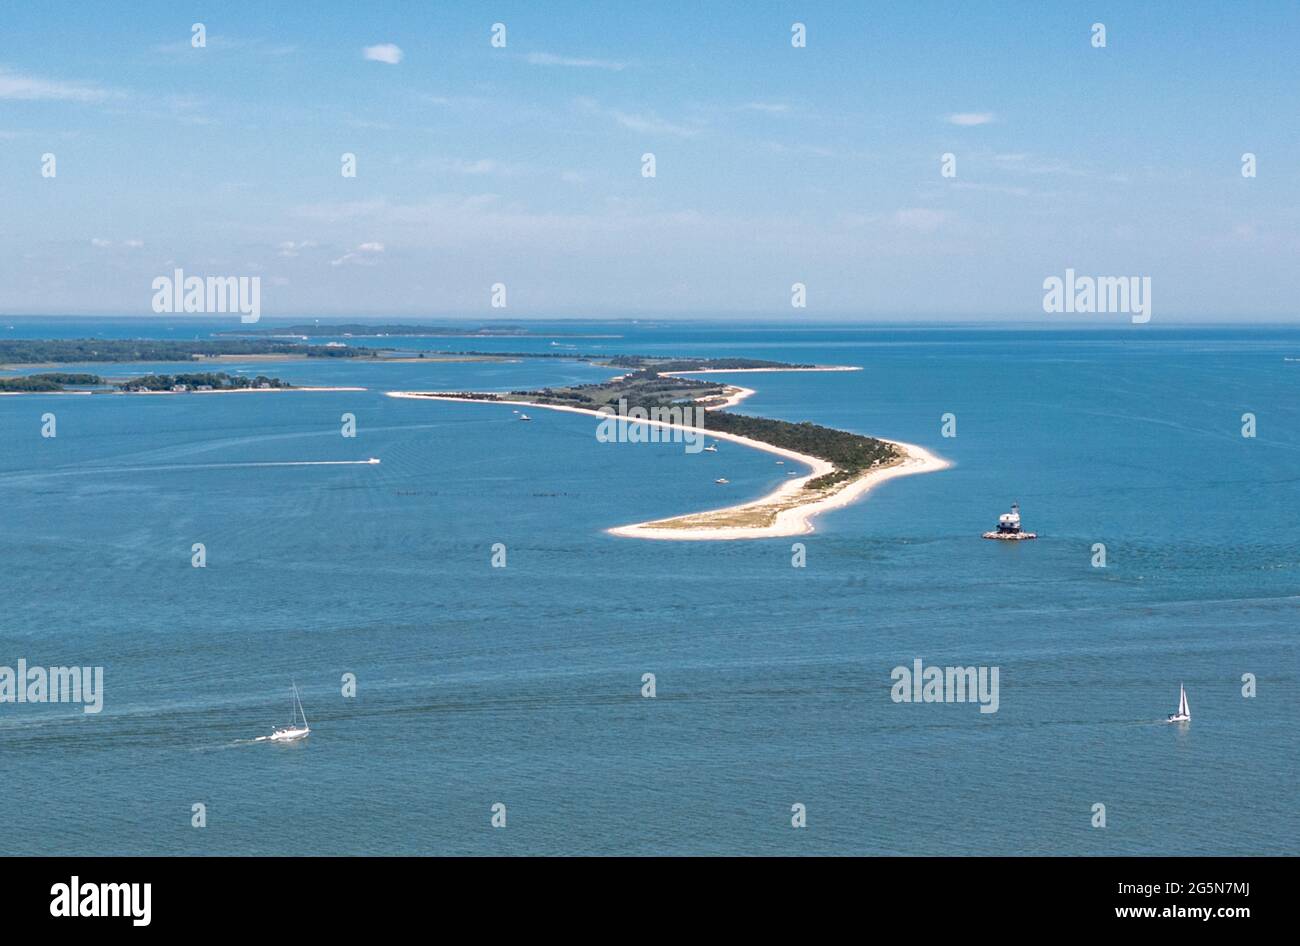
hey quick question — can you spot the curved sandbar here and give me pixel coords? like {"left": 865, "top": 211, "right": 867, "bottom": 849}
{"left": 386, "top": 377, "right": 949, "bottom": 540}
{"left": 612, "top": 437, "right": 947, "bottom": 540}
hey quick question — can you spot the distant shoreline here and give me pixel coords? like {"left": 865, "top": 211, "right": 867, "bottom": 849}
{"left": 0, "top": 385, "right": 365, "bottom": 396}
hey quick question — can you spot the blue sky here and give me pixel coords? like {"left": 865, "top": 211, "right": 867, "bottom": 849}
{"left": 1, "top": 1, "right": 1297, "bottom": 320}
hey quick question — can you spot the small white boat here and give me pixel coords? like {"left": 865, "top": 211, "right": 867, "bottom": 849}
{"left": 703, "top": 445, "right": 718, "bottom": 453}
{"left": 715, "top": 477, "right": 729, "bottom": 484}
{"left": 366, "top": 457, "right": 381, "bottom": 464}
{"left": 519, "top": 414, "right": 531, "bottom": 422}
{"left": 775, "top": 460, "right": 784, "bottom": 465}
{"left": 269, "top": 683, "right": 311, "bottom": 742}
{"left": 1166, "top": 683, "right": 1190, "bottom": 723}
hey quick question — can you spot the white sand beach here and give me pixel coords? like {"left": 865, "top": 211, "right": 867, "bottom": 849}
{"left": 386, "top": 388, "right": 950, "bottom": 540}
{"left": 610, "top": 438, "right": 948, "bottom": 540}
{"left": 694, "top": 384, "right": 755, "bottom": 410}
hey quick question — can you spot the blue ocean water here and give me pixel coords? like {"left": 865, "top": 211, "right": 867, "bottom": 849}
{"left": 0, "top": 319, "right": 1295, "bottom": 855}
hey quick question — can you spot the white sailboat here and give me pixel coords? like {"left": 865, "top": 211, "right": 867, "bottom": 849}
{"left": 1166, "top": 683, "right": 1190, "bottom": 723}
{"left": 270, "top": 683, "right": 311, "bottom": 742}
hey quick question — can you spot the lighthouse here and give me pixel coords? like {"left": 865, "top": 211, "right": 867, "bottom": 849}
{"left": 998, "top": 503, "right": 1022, "bottom": 534}
{"left": 983, "top": 502, "right": 1037, "bottom": 540}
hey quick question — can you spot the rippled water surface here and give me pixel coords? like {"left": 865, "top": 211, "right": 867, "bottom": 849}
{"left": 1, "top": 320, "right": 1295, "bottom": 854}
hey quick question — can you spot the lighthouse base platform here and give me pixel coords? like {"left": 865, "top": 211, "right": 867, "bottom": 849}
{"left": 982, "top": 531, "right": 1037, "bottom": 541}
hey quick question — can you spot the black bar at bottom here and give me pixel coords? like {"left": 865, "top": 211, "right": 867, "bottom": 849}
{"left": 1, "top": 855, "right": 1279, "bottom": 932}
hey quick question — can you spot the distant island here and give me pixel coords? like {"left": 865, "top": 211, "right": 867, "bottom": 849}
{"left": 216, "top": 323, "right": 618, "bottom": 339}
{"left": 0, "top": 370, "right": 295, "bottom": 393}
{"left": 116, "top": 372, "right": 293, "bottom": 392}
{"left": 387, "top": 359, "right": 947, "bottom": 539}
{"left": 0, "top": 338, "right": 384, "bottom": 365}
{"left": 0, "top": 372, "right": 102, "bottom": 392}
{"left": 0, "top": 337, "right": 819, "bottom": 372}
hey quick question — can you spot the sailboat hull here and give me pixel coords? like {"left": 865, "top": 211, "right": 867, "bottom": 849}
{"left": 269, "top": 726, "right": 310, "bottom": 742}
{"left": 1166, "top": 714, "right": 1190, "bottom": 723}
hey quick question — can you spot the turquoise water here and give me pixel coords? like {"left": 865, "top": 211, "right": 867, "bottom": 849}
{"left": 0, "top": 320, "right": 1296, "bottom": 855}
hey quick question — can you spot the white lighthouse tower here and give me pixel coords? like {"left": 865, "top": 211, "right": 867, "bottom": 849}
{"left": 983, "top": 501, "right": 1037, "bottom": 540}
{"left": 998, "top": 503, "right": 1022, "bottom": 534}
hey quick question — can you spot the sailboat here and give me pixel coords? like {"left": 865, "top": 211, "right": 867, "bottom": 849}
{"left": 1166, "top": 683, "right": 1190, "bottom": 723}
{"left": 270, "top": 683, "right": 311, "bottom": 742}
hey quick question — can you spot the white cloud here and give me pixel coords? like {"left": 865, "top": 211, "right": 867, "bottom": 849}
{"left": 945, "top": 112, "right": 995, "bottom": 126}
{"left": 90, "top": 238, "right": 112, "bottom": 248}
{"left": 743, "top": 102, "right": 791, "bottom": 114}
{"left": 278, "top": 240, "right": 317, "bottom": 258}
{"left": 526, "top": 52, "right": 625, "bottom": 71}
{"left": 612, "top": 110, "right": 697, "bottom": 137}
{"left": 0, "top": 69, "right": 114, "bottom": 102}
{"left": 575, "top": 98, "right": 701, "bottom": 138}
{"left": 363, "top": 44, "right": 403, "bottom": 65}
{"left": 330, "top": 242, "right": 386, "bottom": 267}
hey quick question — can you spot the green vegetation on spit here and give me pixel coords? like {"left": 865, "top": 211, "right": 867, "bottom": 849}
{"left": 427, "top": 367, "right": 897, "bottom": 491}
